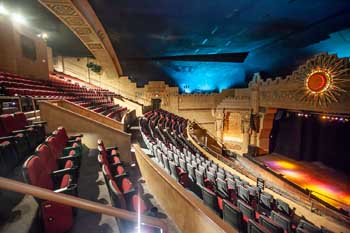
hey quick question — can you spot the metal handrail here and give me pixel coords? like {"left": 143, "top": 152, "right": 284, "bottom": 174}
{"left": 0, "top": 177, "right": 168, "bottom": 232}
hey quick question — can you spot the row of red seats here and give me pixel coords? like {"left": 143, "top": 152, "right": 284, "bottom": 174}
{"left": 0, "top": 112, "right": 47, "bottom": 176}
{"left": 97, "top": 139, "right": 160, "bottom": 232}
{"left": 23, "top": 127, "right": 83, "bottom": 233}
{"left": 0, "top": 81, "right": 57, "bottom": 91}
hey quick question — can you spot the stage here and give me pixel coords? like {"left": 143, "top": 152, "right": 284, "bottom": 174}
{"left": 255, "top": 154, "right": 350, "bottom": 212}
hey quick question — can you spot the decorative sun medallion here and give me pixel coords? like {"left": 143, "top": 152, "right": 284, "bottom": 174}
{"left": 306, "top": 71, "right": 331, "bottom": 93}
{"left": 294, "top": 53, "right": 350, "bottom": 106}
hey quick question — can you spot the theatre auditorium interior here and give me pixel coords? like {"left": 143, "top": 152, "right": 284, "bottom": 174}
{"left": 1, "top": 1, "right": 350, "bottom": 233}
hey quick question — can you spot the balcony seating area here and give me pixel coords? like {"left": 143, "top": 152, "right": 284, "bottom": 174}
{"left": 0, "top": 112, "right": 47, "bottom": 176}
{"left": 96, "top": 139, "right": 161, "bottom": 232}
{"left": 22, "top": 126, "right": 83, "bottom": 233}
{"left": 140, "top": 109, "right": 330, "bottom": 233}
{"left": 1, "top": 71, "right": 128, "bottom": 121}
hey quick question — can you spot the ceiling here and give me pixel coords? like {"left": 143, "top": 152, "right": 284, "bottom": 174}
{"left": 3, "top": 0, "right": 350, "bottom": 93}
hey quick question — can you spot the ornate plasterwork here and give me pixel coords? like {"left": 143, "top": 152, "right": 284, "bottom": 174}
{"left": 39, "top": 0, "right": 122, "bottom": 79}
{"left": 256, "top": 53, "right": 350, "bottom": 113}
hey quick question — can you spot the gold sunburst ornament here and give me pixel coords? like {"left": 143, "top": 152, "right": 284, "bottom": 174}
{"left": 294, "top": 53, "right": 350, "bottom": 106}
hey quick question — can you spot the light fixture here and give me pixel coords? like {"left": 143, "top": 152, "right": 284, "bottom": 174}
{"left": 42, "top": 33, "right": 48, "bottom": 39}
{"left": 0, "top": 4, "right": 8, "bottom": 15}
{"left": 11, "top": 13, "right": 27, "bottom": 25}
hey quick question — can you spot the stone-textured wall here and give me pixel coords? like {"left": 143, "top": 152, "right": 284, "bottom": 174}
{"left": 0, "top": 17, "right": 49, "bottom": 79}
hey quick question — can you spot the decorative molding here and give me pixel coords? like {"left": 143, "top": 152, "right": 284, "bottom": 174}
{"left": 39, "top": 0, "right": 122, "bottom": 78}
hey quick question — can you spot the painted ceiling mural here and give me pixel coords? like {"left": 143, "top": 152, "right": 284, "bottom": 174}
{"left": 4, "top": 0, "right": 350, "bottom": 93}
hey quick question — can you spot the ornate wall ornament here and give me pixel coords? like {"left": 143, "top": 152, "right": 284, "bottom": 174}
{"left": 73, "top": 27, "right": 92, "bottom": 35}
{"left": 294, "top": 53, "right": 350, "bottom": 106}
{"left": 87, "top": 43, "right": 103, "bottom": 50}
{"left": 50, "top": 4, "right": 77, "bottom": 16}
{"left": 64, "top": 17, "right": 85, "bottom": 26}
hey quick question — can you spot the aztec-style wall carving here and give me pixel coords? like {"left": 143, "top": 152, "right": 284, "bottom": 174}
{"left": 39, "top": 0, "right": 123, "bottom": 79}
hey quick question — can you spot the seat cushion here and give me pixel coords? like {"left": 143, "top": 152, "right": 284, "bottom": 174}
{"left": 130, "top": 195, "right": 147, "bottom": 213}
{"left": 121, "top": 178, "right": 133, "bottom": 193}
{"left": 60, "top": 174, "right": 71, "bottom": 189}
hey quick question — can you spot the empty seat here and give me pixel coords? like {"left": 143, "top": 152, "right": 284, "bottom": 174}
{"left": 222, "top": 199, "right": 244, "bottom": 232}
{"left": 35, "top": 143, "right": 79, "bottom": 183}
{"left": 13, "top": 112, "right": 46, "bottom": 143}
{"left": 23, "top": 155, "right": 77, "bottom": 233}
{"left": 276, "top": 199, "right": 292, "bottom": 217}
{"left": 296, "top": 219, "right": 321, "bottom": 233}
{"left": 52, "top": 127, "right": 82, "bottom": 155}
{"left": 271, "top": 210, "right": 292, "bottom": 233}
{"left": 46, "top": 136, "right": 81, "bottom": 168}
{"left": 258, "top": 192, "right": 274, "bottom": 215}
{"left": 202, "top": 187, "right": 221, "bottom": 216}
{"left": 97, "top": 139, "right": 118, "bottom": 158}
{"left": 248, "top": 219, "right": 272, "bottom": 233}
{"left": 217, "top": 178, "right": 229, "bottom": 198}
{"left": 237, "top": 199, "right": 255, "bottom": 223}
{"left": 108, "top": 179, "right": 127, "bottom": 209}
{"left": 259, "top": 215, "right": 284, "bottom": 233}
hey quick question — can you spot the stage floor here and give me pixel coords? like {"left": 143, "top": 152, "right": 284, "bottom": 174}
{"left": 256, "top": 154, "right": 350, "bottom": 211}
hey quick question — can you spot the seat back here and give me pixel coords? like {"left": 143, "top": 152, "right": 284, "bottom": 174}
{"left": 186, "top": 163, "right": 196, "bottom": 181}
{"left": 296, "top": 219, "right": 321, "bottom": 233}
{"left": 129, "top": 195, "right": 148, "bottom": 214}
{"left": 46, "top": 136, "right": 61, "bottom": 160}
{"left": 0, "top": 114, "right": 15, "bottom": 135}
{"left": 13, "top": 112, "right": 27, "bottom": 130}
{"left": 276, "top": 198, "right": 290, "bottom": 216}
{"left": 227, "top": 178, "right": 236, "bottom": 190}
{"left": 222, "top": 199, "right": 244, "bottom": 232}
{"left": 238, "top": 185, "right": 250, "bottom": 203}
{"left": 169, "top": 160, "right": 179, "bottom": 180}
{"left": 260, "top": 192, "right": 273, "bottom": 209}
{"left": 108, "top": 179, "right": 126, "bottom": 209}
{"left": 237, "top": 199, "right": 255, "bottom": 221}
{"left": 179, "top": 158, "right": 187, "bottom": 172}
{"left": 162, "top": 154, "right": 170, "bottom": 173}
{"left": 36, "top": 144, "right": 57, "bottom": 173}
{"left": 271, "top": 210, "right": 292, "bottom": 233}
{"left": 248, "top": 219, "right": 272, "bottom": 233}
{"left": 202, "top": 187, "right": 220, "bottom": 215}
{"left": 259, "top": 215, "right": 284, "bottom": 233}
{"left": 195, "top": 170, "right": 205, "bottom": 187}
{"left": 217, "top": 178, "right": 228, "bottom": 197}
{"left": 23, "top": 155, "right": 53, "bottom": 190}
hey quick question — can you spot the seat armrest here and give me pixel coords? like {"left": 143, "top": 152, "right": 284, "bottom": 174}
{"left": 122, "top": 188, "right": 137, "bottom": 200}
{"left": 57, "top": 155, "right": 81, "bottom": 167}
{"left": 54, "top": 183, "right": 78, "bottom": 196}
{"left": 51, "top": 167, "right": 78, "bottom": 177}
{"left": 114, "top": 173, "right": 128, "bottom": 180}
{"left": 0, "top": 135, "right": 16, "bottom": 142}
{"left": 32, "top": 121, "right": 47, "bottom": 125}
{"left": 63, "top": 146, "right": 81, "bottom": 156}
{"left": 106, "top": 146, "right": 118, "bottom": 152}
{"left": 109, "top": 162, "right": 124, "bottom": 170}
{"left": 69, "top": 134, "right": 83, "bottom": 140}
{"left": 12, "top": 129, "right": 29, "bottom": 134}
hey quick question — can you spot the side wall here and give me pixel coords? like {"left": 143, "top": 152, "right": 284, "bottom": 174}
{"left": 0, "top": 16, "right": 49, "bottom": 79}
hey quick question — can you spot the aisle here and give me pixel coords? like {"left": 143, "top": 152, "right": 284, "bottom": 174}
{"left": 69, "top": 147, "right": 120, "bottom": 233}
